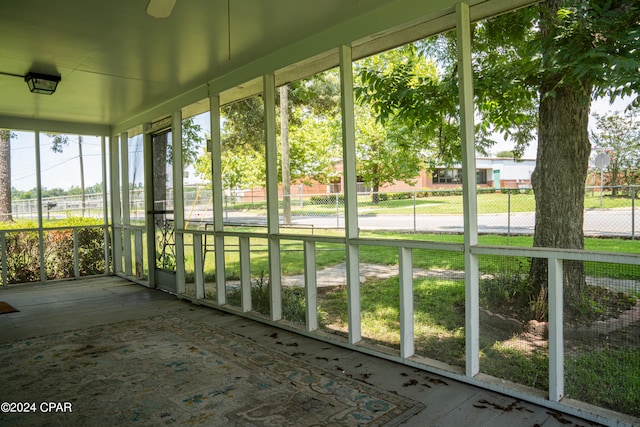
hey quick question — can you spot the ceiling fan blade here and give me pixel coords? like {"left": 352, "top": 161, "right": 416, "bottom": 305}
{"left": 146, "top": 0, "right": 176, "bottom": 18}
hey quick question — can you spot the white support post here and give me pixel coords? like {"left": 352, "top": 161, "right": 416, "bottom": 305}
{"left": 134, "top": 228, "right": 143, "bottom": 279}
{"left": 399, "top": 247, "right": 415, "bottom": 358}
{"left": 214, "top": 230, "right": 225, "bottom": 299}
{"left": 264, "top": 74, "right": 282, "bottom": 321}
{"left": 548, "top": 257, "right": 564, "bottom": 401}
{"left": 340, "top": 44, "right": 361, "bottom": 344}
{"left": 239, "top": 236, "right": 252, "bottom": 312}
{"left": 0, "top": 231, "right": 6, "bottom": 286}
{"left": 172, "top": 111, "right": 186, "bottom": 294}
{"left": 304, "top": 240, "right": 318, "bottom": 332}
{"left": 120, "top": 131, "right": 132, "bottom": 276}
{"left": 143, "top": 128, "right": 156, "bottom": 288}
{"left": 457, "top": 1, "right": 480, "bottom": 377}
{"left": 35, "top": 132, "right": 46, "bottom": 282}
{"left": 209, "top": 92, "right": 227, "bottom": 304}
{"left": 100, "top": 136, "right": 110, "bottom": 274}
{"left": 193, "top": 234, "right": 205, "bottom": 299}
{"left": 73, "top": 228, "right": 79, "bottom": 278}
{"left": 110, "top": 133, "right": 123, "bottom": 275}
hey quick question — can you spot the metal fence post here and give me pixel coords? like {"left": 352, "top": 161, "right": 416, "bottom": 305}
{"left": 413, "top": 190, "right": 417, "bottom": 233}
{"left": 599, "top": 182, "right": 604, "bottom": 207}
{"left": 507, "top": 188, "right": 511, "bottom": 237}
{"left": 299, "top": 184, "right": 303, "bottom": 208}
{"left": 336, "top": 193, "right": 339, "bottom": 228}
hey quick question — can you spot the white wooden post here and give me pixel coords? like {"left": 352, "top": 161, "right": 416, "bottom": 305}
{"left": 110, "top": 133, "right": 123, "bottom": 275}
{"left": 100, "top": 136, "right": 110, "bottom": 274}
{"left": 209, "top": 92, "right": 227, "bottom": 304}
{"left": 193, "top": 233, "right": 205, "bottom": 299}
{"left": 240, "top": 236, "right": 252, "bottom": 312}
{"left": 264, "top": 74, "right": 282, "bottom": 321}
{"left": 172, "top": 111, "right": 186, "bottom": 294}
{"left": 143, "top": 127, "right": 156, "bottom": 288}
{"left": 304, "top": 240, "right": 318, "bottom": 331}
{"left": 457, "top": 2, "right": 480, "bottom": 377}
{"left": 35, "top": 132, "right": 46, "bottom": 282}
{"left": 399, "top": 246, "right": 415, "bottom": 358}
{"left": 73, "top": 228, "right": 79, "bottom": 278}
{"left": 548, "top": 257, "right": 564, "bottom": 401}
{"left": 0, "top": 231, "right": 6, "bottom": 286}
{"left": 340, "top": 44, "right": 361, "bottom": 344}
{"left": 120, "top": 131, "right": 132, "bottom": 276}
{"left": 134, "top": 228, "right": 143, "bottom": 279}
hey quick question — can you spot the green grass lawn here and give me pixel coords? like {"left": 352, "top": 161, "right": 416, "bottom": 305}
{"left": 180, "top": 228, "right": 639, "bottom": 418}
{"left": 220, "top": 191, "right": 637, "bottom": 216}
{"left": 181, "top": 230, "right": 640, "bottom": 283}
{"left": 6, "top": 217, "right": 635, "bottom": 416}
{"left": 314, "top": 273, "right": 639, "bottom": 417}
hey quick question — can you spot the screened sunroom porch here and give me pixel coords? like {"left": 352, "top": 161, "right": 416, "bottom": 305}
{"left": 1, "top": 1, "right": 639, "bottom": 426}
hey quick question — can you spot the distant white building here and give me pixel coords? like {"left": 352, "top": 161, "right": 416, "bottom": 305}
{"left": 425, "top": 157, "right": 536, "bottom": 188}
{"left": 477, "top": 157, "right": 535, "bottom": 189}
{"left": 425, "top": 157, "right": 535, "bottom": 189}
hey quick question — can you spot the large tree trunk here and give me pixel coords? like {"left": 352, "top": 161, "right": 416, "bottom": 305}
{"left": 0, "top": 130, "right": 12, "bottom": 222}
{"left": 371, "top": 183, "right": 381, "bottom": 204}
{"left": 371, "top": 163, "right": 380, "bottom": 204}
{"left": 530, "top": 81, "right": 592, "bottom": 315}
{"left": 529, "top": 1, "right": 594, "bottom": 318}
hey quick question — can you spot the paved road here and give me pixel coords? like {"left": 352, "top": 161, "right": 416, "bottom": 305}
{"left": 221, "top": 208, "right": 639, "bottom": 238}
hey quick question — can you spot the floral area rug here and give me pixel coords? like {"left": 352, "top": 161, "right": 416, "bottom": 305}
{"left": 0, "top": 315, "right": 424, "bottom": 426}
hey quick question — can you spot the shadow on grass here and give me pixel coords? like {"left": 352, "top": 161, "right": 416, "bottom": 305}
{"left": 317, "top": 273, "right": 640, "bottom": 418}
{"left": 318, "top": 276, "right": 467, "bottom": 367}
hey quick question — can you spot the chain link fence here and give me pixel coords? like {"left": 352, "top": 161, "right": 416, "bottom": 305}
{"left": 10, "top": 193, "right": 107, "bottom": 220}
{"left": 8, "top": 185, "right": 639, "bottom": 238}
{"left": 222, "top": 185, "right": 639, "bottom": 238}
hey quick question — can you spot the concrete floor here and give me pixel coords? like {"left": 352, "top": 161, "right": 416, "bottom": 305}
{"left": 0, "top": 277, "right": 603, "bottom": 427}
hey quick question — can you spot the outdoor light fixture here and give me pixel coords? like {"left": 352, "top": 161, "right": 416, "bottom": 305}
{"left": 146, "top": 0, "right": 176, "bottom": 18}
{"left": 24, "top": 72, "right": 61, "bottom": 95}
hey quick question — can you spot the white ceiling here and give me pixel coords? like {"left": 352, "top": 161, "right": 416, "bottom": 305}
{"left": 0, "top": 0, "right": 534, "bottom": 133}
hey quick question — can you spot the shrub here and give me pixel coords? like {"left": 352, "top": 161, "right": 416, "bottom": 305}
{"left": 77, "top": 227, "right": 108, "bottom": 275}
{"left": 5, "top": 230, "right": 40, "bottom": 283}
{"left": 2, "top": 218, "right": 108, "bottom": 283}
{"left": 378, "top": 192, "right": 412, "bottom": 201}
{"left": 480, "top": 265, "right": 539, "bottom": 321}
{"left": 45, "top": 229, "right": 74, "bottom": 279}
{"left": 227, "top": 272, "right": 307, "bottom": 323}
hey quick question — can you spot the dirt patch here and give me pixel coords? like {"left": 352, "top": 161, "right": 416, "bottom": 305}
{"left": 564, "top": 299, "right": 640, "bottom": 342}
{"left": 480, "top": 298, "right": 640, "bottom": 354}
{"left": 293, "top": 263, "right": 639, "bottom": 354}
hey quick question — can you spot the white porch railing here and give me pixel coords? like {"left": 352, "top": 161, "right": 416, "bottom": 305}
{"left": 109, "top": 221, "right": 640, "bottom": 426}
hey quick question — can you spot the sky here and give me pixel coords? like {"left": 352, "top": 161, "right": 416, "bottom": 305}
{"left": 8, "top": 111, "right": 211, "bottom": 192}
{"left": 490, "top": 96, "right": 634, "bottom": 159}
{"left": 10, "top": 132, "right": 105, "bottom": 192}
